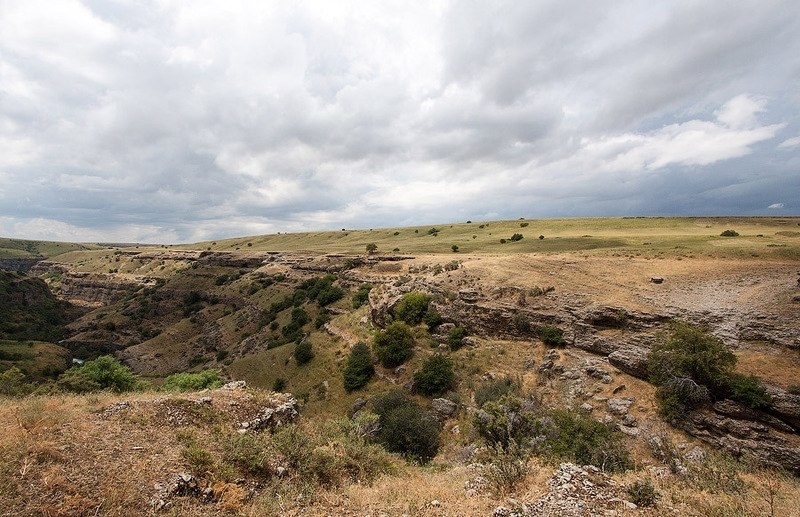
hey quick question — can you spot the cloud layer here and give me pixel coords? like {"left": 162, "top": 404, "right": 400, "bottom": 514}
{"left": 1, "top": 0, "right": 798, "bottom": 243}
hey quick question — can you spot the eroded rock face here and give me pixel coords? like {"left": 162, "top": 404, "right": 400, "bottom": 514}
{"left": 678, "top": 410, "right": 800, "bottom": 473}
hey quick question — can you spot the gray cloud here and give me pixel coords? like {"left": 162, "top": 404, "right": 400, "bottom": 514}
{"left": 0, "top": 0, "right": 798, "bottom": 243}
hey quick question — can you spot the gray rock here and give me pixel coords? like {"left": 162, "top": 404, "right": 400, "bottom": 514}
{"left": 432, "top": 398, "right": 458, "bottom": 419}
{"left": 607, "top": 346, "right": 650, "bottom": 380}
{"left": 607, "top": 398, "right": 633, "bottom": 416}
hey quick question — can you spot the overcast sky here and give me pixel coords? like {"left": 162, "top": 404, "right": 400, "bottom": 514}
{"left": 1, "top": 1, "right": 799, "bottom": 244}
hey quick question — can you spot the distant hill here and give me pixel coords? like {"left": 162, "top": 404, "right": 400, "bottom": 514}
{"left": 0, "top": 237, "right": 100, "bottom": 259}
{"left": 0, "top": 269, "right": 76, "bottom": 342}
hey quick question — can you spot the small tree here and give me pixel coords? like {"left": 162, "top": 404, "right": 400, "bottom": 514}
{"left": 366, "top": 243, "right": 378, "bottom": 254}
{"left": 372, "top": 390, "right": 440, "bottom": 463}
{"left": 414, "top": 354, "right": 455, "bottom": 396}
{"left": 343, "top": 343, "right": 375, "bottom": 392}
{"left": 56, "top": 355, "right": 144, "bottom": 393}
{"left": 373, "top": 321, "right": 414, "bottom": 367}
{"left": 509, "top": 233, "right": 523, "bottom": 242}
{"left": 352, "top": 283, "right": 373, "bottom": 309}
{"left": 451, "top": 244, "right": 459, "bottom": 252}
{"left": 294, "top": 340, "right": 315, "bottom": 365}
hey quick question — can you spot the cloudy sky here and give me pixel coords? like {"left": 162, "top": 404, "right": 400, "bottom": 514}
{"left": 1, "top": 1, "right": 799, "bottom": 243}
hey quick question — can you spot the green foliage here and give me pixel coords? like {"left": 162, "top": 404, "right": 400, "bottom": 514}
{"left": 509, "top": 233, "right": 524, "bottom": 242}
{"left": 447, "top": 326, "right": 467, "bottom": 350}
{"left": 539, "top": 409, "right": 631, "bottom": 473}
{"left": 451, "top": 244, "right": 459, "bottom": 252}
{"left": 366, "top": 243, "right": 378, "bottom": 254}
{"left": 0, "top": 270, "right": 71, "bottom": 342}
{"left": 300, "top": 274, "right": 344, "bottom": 306}
{"left": 393, "top": 292, "right": 431, "bottom": 325}
{"left": 343, "top": 343, "right": 375, "bottom": 392}
{"left": 294, "top": 340, "right": 315, "bottom": 365}
{"left": 371, "top": 390, "right": 440, "bottom": 463}
{"left": 648, "top": 322, "right": 770, "bottom": 418}
{"left": 314, "top": 312, "right": 330, "bottom": 329}
{"left": 423, "top": 308, "right": 442, "bottom": 330}
{"left": 352, "top": 283, "right": 373, "bottom": 309}
{"left": 373, "top": 321, "right": 414, "bottom": 368}
{"left": 474, "top": 394, "right": 631, "bottom": 472}
{"left": 0, "top": 366, "right": 33, "bottom": 396}
{"left": 222, "top": 431, "right": 272, "bottom": 477}
{"left": 720, "top": 229, "right": 740, "bottom": 237}
{"left": 538, "top": 325, "right": 566, "bottom": 346}
{"left": 426, "top": 227, "right": 439, "bottom": 236}
{"left": 282, "top": 307, "right": 310, "bottom": 342}
{"left": 56, "top": 355, "right": 144, "bottom": 393}
{"left": 272, "top": 377, "right": 286, "bottom": 392}
{"left": 474, "top": 377, "right": 520, "bottom": 408}
{"left": 162, "top": 369, "right": 224, "bottom": 391}
{"left": 727, "top": 373, "right": 771, "bottom": 409}
{"left": 520, "top": 222, "right": 529, "bottom": 227}
{"left": 627, "top": 478, "right": 660, "bottom": 507}
{"left": 413, "top": 354, "right": 455, "bottom": 396}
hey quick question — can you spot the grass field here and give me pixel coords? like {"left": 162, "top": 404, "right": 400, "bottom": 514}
{"left": 0, "top": 237, "right": 101, "bottom": 259}
{"left": 177, "top": 216, "right": 800, "bottom": 259}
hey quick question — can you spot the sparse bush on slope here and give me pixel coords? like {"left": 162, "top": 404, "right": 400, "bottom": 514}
{"left": 343, "top": 343, "right": 374, "bottom": 392}
{"left": 163, "top": 369, "right": 224, "bottom": 391}
{"left": 373, "top": 321, "right": 414, "bottom": 368}
{"left": 56, "top": 355, "right": 145, "bottom": 393}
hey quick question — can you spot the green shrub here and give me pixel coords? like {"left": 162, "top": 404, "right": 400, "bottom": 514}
{"left": 343, "top": 343, "right": 375, "bottom": 392}
{"left": 352, "top": 283, "right": 373, "bottom": 309}
{"left": 648, "top": 322, "right": 770, "bottom": 417}
{"left": 509, "top": 233, "right": 523, "bottom": 242}
{"left": 314, "top": 312, "right": 330, "bottom": 329}
{"left": 56, "top": 355, "right": 144, "bottom": 393}
{"left": 451, "top": 245, "right": 459, "bottom": 252}
{"left": 221, "top": 432, "right": 272, "bottom": 477}
{"left": 373, "top": 321, "right": 414, "bottom": 368}
{"left": 163, "top": 369, "right": 224, "bottom": 391}
{"left": 294, "top": 340, "right": 314, "bottom": 365}
{"left": 393, "top": 292, "right": 432, "bottom": 325}
{"left": 627, "top": 478, "right": 660, "bottom": 507}
{"left": 474, "top": 394, "right": 539, "bottom": 450}
{"left": 474, "top": 377, "right": 519, "bottom": 408}
{"left": 414, "top": 354, "right": 455, "bottom": 396}
{"left": 372, "top": 390, "right": 440, "bottom": 463}
{"left": 272, "top": 377, "right": 286, "bottom": 392}
{"left": 539, "top": 410, "right": 631, "bottom": 472}
{"left": 447, "top": 326, "right": 467, "bottom": 350}
{"left": 720, "top": 229, "right": 739, "bottom": 237}
{"left": 727, "top": 373, "right": 771, "bottom": 409}
{"left": 316, "top": 286, "right": 345, "bottom": 306}
{"left": 366, "top": 243, "right": 378, "bottom": 254}
{"left": 538, "top": 325, "right": 566, "bottom": 346}
{"left": 423, "top": 309, "right": 443, "bottom": 330}
{"left": 0, "top": 366, "right": 33, "bottom": 396}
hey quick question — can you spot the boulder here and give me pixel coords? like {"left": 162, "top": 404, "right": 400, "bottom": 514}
{"left": 607, "top": 346, "right": 650, "bottom": 380}
{"left": 432, "top": 398, "right": 458, "bottom": 419}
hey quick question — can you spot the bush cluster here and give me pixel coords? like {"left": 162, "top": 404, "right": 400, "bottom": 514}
{"left": 648, "top": 322, "right": 770, "bottom": 419}
{"left": 56, "top": 355, "right": 145, "bottom": 393}
{"left": 299, "top": 275, "right": 344, "bottom": 307}
{"left": 474, "top": 376, "right": 520, "bottom": 408}
{"left": 447, "top": 326, "right": 467, "bottom": 350}
{"left": 473, "top": 393, "right": 631, "bottom": 473}
{"left": 163, "top": 369, "right": 224, "bottom": 391}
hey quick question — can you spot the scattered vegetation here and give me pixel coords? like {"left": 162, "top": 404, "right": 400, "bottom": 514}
{"left": 627, "top": 478, "right": 660, "bottom": 507}
{"left": 294, "top": 340, "right": 315, "bottom": 365}
{"left": 447, "top": 326, "right": 467, "bottom": 350}
{"left": 720, "top": 229, "right": 740, "bottom": 237}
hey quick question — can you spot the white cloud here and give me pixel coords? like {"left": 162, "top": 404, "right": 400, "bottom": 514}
{"left": 0, "top": 1, "right": 798, "bottom": 242}
{"left": 768, "top": 203, "right": 784, "bottom": 209}
{"left": 778, "top": 136, "right": 800, "bottom": 149}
